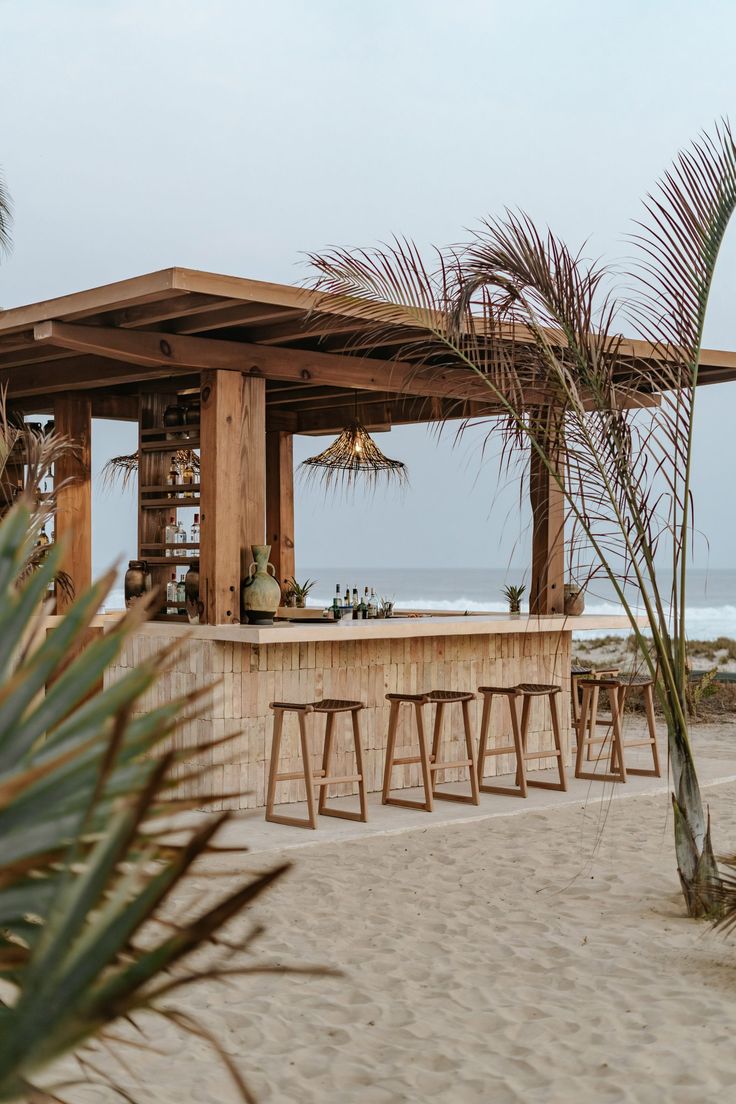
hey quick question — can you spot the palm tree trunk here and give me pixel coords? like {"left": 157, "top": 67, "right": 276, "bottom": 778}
{"left": 669, "top": 717, "right": 721, "bottom": 918}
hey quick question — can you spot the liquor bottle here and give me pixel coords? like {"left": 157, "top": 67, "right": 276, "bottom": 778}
{"left": 358, "top": 592, "right": 367, "bottom": 619}
{"left": 368, "top": 588, "right": 377, "bottom": 618}
{"left": 36, "top": 524, "right": 50, "bottom": 548}
{"left": 164, "top": 516, "right": 178, "bottom": 557}
{"left": 335, "top": 583, "right": 341, "bottom": 605}
{"left": 182, "top": 455, "right": 195, "bottom": 498}
{"left": 175, "top": 519, "right": 188, "bottom": 556}
{"left": 190, "top": 513, "right": 200, "bottom": 545}
{"left": 166, "top": 571, "right": 177, "bottom": 612}
{"left": 352, "top": 587, "right": 359, "bottom": 618}
{"left": 167, "top": 454, "right": 179, "bottom": 499}
{"left": 331, "top": 595, "right": 342, "bottom": 621}
{"left": 176, "top": 576, "right": 186, "bottom": 613}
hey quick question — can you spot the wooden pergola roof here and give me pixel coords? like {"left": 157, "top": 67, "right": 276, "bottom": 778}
{"left": 2, "top": 267, "right": 735, "bottom": 433}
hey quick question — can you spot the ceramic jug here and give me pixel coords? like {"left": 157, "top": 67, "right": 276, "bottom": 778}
{"left": 242, "top": 545, "right": 281, "bottom": 624}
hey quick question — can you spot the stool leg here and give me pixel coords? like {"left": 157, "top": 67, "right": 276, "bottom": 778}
{"left": 644, "top": 684, "right": 661, "bottom": 777}
{"left": 609, "top": 688, "right": 626, "bottom": 783}
{"left": 352, "top": 709, "right": 369, "bottom": 821}
{"left": 265, "top": 708, "right": 284, "bottom": 821}
{"left": 415, "top": 702, "right": 433, "bottom": 812}
{"left": 587, "top": 683, "right": 600, "bottom": 760}
{"left": 382, "top": 699, "right": 400, "bottom": 804}
{"left": 431, "top": 701, "right": 445, "bottom": 765}
{"left": 510, "top": 694, "right": 527, "bottom": 796}
{"left": 462, "top": 698, "right": 480, "bottom": 805}
{"left": 549, "top": 692, "right": 568, "bottom": 791}
{"left": 318, "top": 711, "right": 336, "bottom": 815}
{"left": 299, "top": 709, "right": 318, "bottom": 828}
{"left": 571, "top": 674, "right": 580, "bottom": 729}
{"left": 575, "top": 685, "right": 591, "bottom": 777}
{"left": 476, "top": 691, "right": 492, "bottom": 785}
{"left": 523, "top": 692, "right": 567, "bottom": 792}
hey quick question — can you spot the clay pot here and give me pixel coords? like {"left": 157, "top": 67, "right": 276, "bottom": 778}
{"left": 163, "top": 404, "right": 186, "bottom": 427}
{"left": 564, "top": 584, "right": 585, "bottom": 616}
{"left": 124, "top": 560, "right": 152, "bottom": 608}
{"left": 242, "top": 545, "right": 281, "bottom": 624}
{"left": 184, "top": 403, "right": 201, "bottom": 425}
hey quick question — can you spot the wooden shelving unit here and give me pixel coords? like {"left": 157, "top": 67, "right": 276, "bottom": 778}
{"left": 138, "top": 399, "right": 202, "bottom": 622}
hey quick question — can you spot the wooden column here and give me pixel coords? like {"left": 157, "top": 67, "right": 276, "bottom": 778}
{"left": 53, "top": 395, "right": 92, "bottom": 611}
{"left": 265, "top": 430, "right": 295, "bottom": 587}
{"left": 200, "top": 371, "right": 266, "bottom": 624}
{"left": 240, "top": 375, "right": 267, "bottom": 582}
{"left": 529, "top": 443, "right": 565, "bottom": 615}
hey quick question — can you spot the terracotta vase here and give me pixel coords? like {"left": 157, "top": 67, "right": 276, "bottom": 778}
{"left": 242, "top": 545, "right": 281, "bottom": 624}
{"left": 564, "top": 584, "right": 585, "bottom": 616}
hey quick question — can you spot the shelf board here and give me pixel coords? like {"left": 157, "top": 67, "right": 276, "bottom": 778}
{"left": 141, "top": 423, "right": 200, "bottom": 438}
{"left": 140, "top": 497, "right": 201, "bottom": 509}
{"left": 142, "top": 484, "right": 201, "bottom": 494}
{"left": 141, "top": 542, "right": 200, "bottom": 550}
{"left": 140, "top": 438, "right": 200, "bottom": 452}
{"left": 143, "top": 555, "right": 201, "bottom": 565}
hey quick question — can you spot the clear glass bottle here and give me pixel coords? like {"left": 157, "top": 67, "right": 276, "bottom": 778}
{"left": 36, "top": 524, "right": 49, "bottom": 548}
{"left": 190, "top": 512, "right": 200, "bottom": 545}
{"left": 176, "top": 519, "right": 188, "bottom": 556}
{"left": 164, "top": 516, "right": 177, "bottom": 557}
{"left": 166, "top": 571, "right": 177, "bottom": 612}
{"left": 368, "top": 587, "right": 377, "bottom": 618}
{"left": 176, "top": 576, "right": 186, "bottom": 609}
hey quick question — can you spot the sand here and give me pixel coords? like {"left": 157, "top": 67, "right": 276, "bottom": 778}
{"left": 56, "top": 726, "right": 736, "bottom": 1104}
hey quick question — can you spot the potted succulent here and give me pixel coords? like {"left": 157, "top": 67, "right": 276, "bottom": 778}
{"left": 281, "top": 580, "right": 297, "bottom": 608}
{"left": 285, "top": 577, "right": 317, "bottom": 609}
{"left": 502, "top": 583, "right": 526, "bottom": 617}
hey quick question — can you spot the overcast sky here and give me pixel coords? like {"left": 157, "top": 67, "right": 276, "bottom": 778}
{"left": 2, "top": 0, "right": 735, "bottom": 578}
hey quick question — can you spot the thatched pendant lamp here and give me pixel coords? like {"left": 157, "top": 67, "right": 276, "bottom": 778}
{"left": 299, "top": 421, "right": 408, "bottom": 493}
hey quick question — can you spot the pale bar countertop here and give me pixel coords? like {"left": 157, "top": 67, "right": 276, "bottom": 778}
{"left": 116, "top": 612, "right": 633, "bottom": 645}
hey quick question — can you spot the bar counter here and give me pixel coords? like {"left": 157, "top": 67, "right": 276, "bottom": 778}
{"left": 105, "top": 613, "right": 630, "bottom": 810}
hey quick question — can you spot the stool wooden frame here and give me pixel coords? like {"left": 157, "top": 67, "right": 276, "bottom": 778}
{"left": 477, "top": 683, "right": 568, "bottom": 796}
{"left": 382, "top": 690, "right": 480, "bottom": 812}
{"left": 575, "top": 676, "right": 660, "bottom": 783}
{"left": 266, "top": 699, "right": 368, "bottom": 829}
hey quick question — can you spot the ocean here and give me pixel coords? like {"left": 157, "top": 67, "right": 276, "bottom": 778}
{"left": 105, "top": 567, "right": 736, "bottom": 640}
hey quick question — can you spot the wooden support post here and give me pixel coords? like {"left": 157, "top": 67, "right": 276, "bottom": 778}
{"left": 266, "top": 429, "right": 295, "bottom": 586}
{"left": 529, "top": 442, "right": 565, "bottom": 615}
{"left": 200, "top": 371, "right": 266, "bottom": 624}
{"left": 53, "top": 395, "right": 92, "bottom": 611}
{"left": 241, "top": 375, "right": 267, "bottom": 583}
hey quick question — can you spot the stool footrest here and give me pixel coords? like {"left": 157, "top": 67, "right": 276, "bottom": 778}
{"left": 480, "top": 744, "right": 517, "bottom": 757}
{"left": 432, "top": 791, "right": 480, "bottom": 805}
{"left": 479, "top": 783, "right": 526, "bottom": 798}
{"left": 383, "top": 796, "right": 431, "bottom": 811}
{"left": 430, "top": 758, "right": 473, "bottom": 772}
{"left": 316, "top": 773, "right": 362, "bottom": 786}
{"left": 523, "top": 748, "right": 561, "bottom": 760}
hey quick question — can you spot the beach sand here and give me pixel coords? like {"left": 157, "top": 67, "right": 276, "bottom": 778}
{"left": 65, "top": 726, "right": 736, "bottom": 1104}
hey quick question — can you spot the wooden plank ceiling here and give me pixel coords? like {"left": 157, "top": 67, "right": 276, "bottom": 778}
{"left": 1, "top": 267, "right": 735, "bottom": 431}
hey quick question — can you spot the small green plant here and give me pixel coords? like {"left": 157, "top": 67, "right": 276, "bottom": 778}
{"left": 502, "top": 583, "right": 526, "bottom": 614}
{"left": 285, "top": 576, "right": 317, "bottom": 607}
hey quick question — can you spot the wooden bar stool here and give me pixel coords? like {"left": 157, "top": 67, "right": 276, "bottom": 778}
{"left": 575, "top": 674, "right": 660, "bottom": 782}
{"left": 266, "top": 699, "right": 368, "bottom": 829}
{"left": 570, "top": 663, "right": 592, "bottom": 732}
{"left": 382, "top": 690, "right": 480, "bottom": 811}
{"left": 477, "top": 683, "right": 568, "bottom": 796}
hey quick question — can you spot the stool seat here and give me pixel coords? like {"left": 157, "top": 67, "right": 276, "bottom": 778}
{"left": 515, "top": 683, "right": 561, "bottom": 696}
{"left": 386, "top": 692, "right": 426, "bottom": 702}
{"left": 425, "top": 689, "right": 475, "bottom": 703}
{"left": 312, "top": 698, "right": 364, "bottom": 712}
{"left": 478, "top": 685, "right": 519, "bottom": 696}
{"left": 571, "top": 663, "right": 592, "bottom": 676}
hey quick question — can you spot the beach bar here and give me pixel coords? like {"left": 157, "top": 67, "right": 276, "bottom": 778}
{"left": 3, "top": 268, "right": 733, "bottom": 810}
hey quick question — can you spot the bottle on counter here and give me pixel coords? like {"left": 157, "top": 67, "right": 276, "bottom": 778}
{"left": 367, "top": 588, "right": 377, "bottom": 618}
{"left": 190, "top": 513, "right": 200, "bottom": 545}
{"left": 176, "top": 575, "right": 186, "bottom": 614}
{"left": 352, "top": 587, "right": 359, "bottom": 618}
{"left": 358, "top": 591, "right": 367, "bottom": 619}
{"left": 165, "top": 516, "right": 178, "bottom": 557}
{"left": 166, "top": 571, "right": 177, "bottom": 612}
{"left": 167, "top": 454, "right": 179, "bottom": 498}
{"left": 330, "top": 594, "right": 342, "bottom": 621}
{"left": 36, "top": 524, "right": 50, "bottom": 549}
{"left": 335, "top": 583, "right": 341, "bottom": 605}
